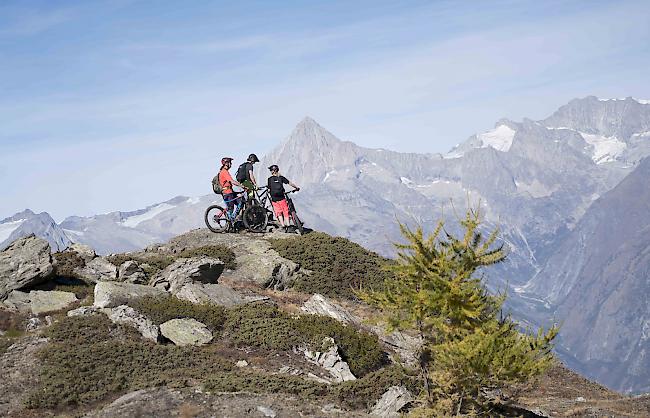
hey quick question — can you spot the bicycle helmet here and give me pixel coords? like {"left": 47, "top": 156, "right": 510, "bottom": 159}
{"left": 268, "top": 164, "right": 279, "bottom": 172}
{"left": 247, "top": 153, "right": 260, "bottom": 163}
{"left": 221, "top": 157, "right": 233, "bottom": 165}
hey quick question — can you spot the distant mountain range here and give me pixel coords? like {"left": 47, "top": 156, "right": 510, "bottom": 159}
{"left": 2, "top": 96, "right": 649, "bottom": 394}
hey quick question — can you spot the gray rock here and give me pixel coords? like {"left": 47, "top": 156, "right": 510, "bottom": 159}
{"left": 301, "top": 337, "right": 356, "bottom": 382}
{"left": 74, "top": 257, "right": 118, "bottom": 283}
{"left": 301, "top": 293, "right": 357, "bottom": 324}
{"left": 175, "top": 283, "right": 246, "bottom": 307}
{"left": 68, "top": 243, "right": 96, "bottom": 262}
{"left": 67, "top": 305, "right": 100, "bottom": 317}
{"left": 0, "top": 235, "right": 53, "bottom": 300}
{"left": 94, "top": 281, "right": 166, "bottom": 308}
{"left": 160, "top": 318, "right": 213, "bottom": 346}
{"left": 150, "top": 257, "right": 224, "bottom": 294}
{"left": 370, "top": 386, "right": 413, "bottom": 417}
{"left": 371, "top": 325, "right": 423, "bottom": 368}
{"left": 1, "top": 290, "right": 31, "bottom": 313}
{"left": 118, "top": 260, "right": 147, "bottom": 284}
{"left": 235, "top": 360, "right": 249, "bottom": 368}
{"left": 257, "top": 406, "right": 277, "bottom": 417}
{"left": 107, "top": 305, "right": 159, "bottom": 342}
{"left": 29, "top": 290, "right": 78, "bottom": 315}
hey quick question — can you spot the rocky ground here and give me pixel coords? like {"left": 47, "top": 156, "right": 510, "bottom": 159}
{"left": 1, "top": 230, "right": 649, "bottom": 417}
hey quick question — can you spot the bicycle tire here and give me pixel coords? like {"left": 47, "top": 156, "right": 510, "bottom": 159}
{"left": 243, "top": 205, "right": 268, "bottom": 232}
{"left": 205, "top": 205, "right": 230, "bottom": 233}
{"left": 291, "top": 210, "right": 304, "bottom": 235}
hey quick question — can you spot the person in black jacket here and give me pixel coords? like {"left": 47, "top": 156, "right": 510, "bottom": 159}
{"left": 267, "top": 164, "right": 299, "bottom": 228}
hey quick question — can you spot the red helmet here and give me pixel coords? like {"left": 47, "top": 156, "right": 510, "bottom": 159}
{"left": 221, "top": 157, "right": 233, "bottom": 165}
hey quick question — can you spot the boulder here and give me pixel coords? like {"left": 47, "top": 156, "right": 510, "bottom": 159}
{"left": 160, "top": 318, "right": 213, "bottom": 346}
{"left": 175, "top": 283, "right": 246, "bottom": 307}
{"left": 301, "top": 294, "right": 357, "bottom": 324}
{"left": 107, "top": 305, "right": 159, "bottom": 342}
{"left": 150, "top": 257, "right": 224, "bottom": 294}
{"left": 94, "top": 282, "right": 166, "bottom": 309}
{"left": 2, "top": 289, "right": 77, "bottom": 315}
{"left": 118, "top": 260, "right": 147, "bottom": 284}
{"left": 301, "top": 337, "right": 356, "bottom": 382}
{"left": 29, "top": 290, "right": 78, "bottom": 315}
{"left": 74, "top": 257, "right": 118, "bottom": 283}
{"left": 372, "top": 326, "right": 423, "bottom": 367}
{"left": 0, "top": 235, "right": 54, "bottom": 300}
{"left": 68, "top": 243, "right": 96, "bottom": 262}
{"left": 370, "top": 386, "right": 413, "bottom": 417}
{"left": 1, "top": 290, "right": 31, "bottom": 313}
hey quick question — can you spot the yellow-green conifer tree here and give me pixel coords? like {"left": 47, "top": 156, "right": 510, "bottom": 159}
{"left": 360, "top": 208, "right": 558, "bottom": 416}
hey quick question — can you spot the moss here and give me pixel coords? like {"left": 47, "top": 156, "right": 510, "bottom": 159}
{"left": 270, "top": 232, "right": 392, "bottom": 299}
{"left": 27, "top": 315, "right": 233, "bottom": 409}
{"left": 224, "top": 304, "right": 386, "bottom": 377}
{"left": 204, "top": 371, "right": 330, "bottom": 398}
{"left": 52, "top": 251, "right": 85, "bottom": 278}
{"left": 179, "top": 245, "right": 237, "bottom": 270}
{"left": 129, "top": 296, "right": 227, "bottom": 332}
{"left": 334, "top": 365, "right": 421, "bottom": 410}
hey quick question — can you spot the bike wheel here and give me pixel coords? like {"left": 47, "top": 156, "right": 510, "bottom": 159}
{"left": 243, "top": 205, "right": 268, "bottom": 232}
{"left": 205, "top": 205, "right": 230, "bottom": 233}
{"left": 291, "top": 211, "right": 304, "bottom": 235}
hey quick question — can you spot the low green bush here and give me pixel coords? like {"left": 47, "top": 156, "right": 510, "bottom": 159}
{"left": 27, "top": 315, "right": 233, "bottom": 409}
{"left": 270, "top": 232, "right": 392, "bottom": 299}
{"left": 52, "top": 251, "right": 85, "bottom": 278}
{"left": 334, "top": 365, "right": 421, "bottom": 409}
{"left": 223, "top": 304, "right": 386, "bottom": 377}
{"left": 204, "top": 371, "right": 330, "bottom": 398}
{"left": 179, "top": 245, "right": 236, "bottom": 270}
{"left": 129, "top": 296, "right": 227, "bottom": 331}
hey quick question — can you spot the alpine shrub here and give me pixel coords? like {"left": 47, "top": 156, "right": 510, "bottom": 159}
{"left": 270, "top": 232, "right": 392, "bottom": 299}
{"left": 129, "top": 296, "right": 227, "bottom": 332}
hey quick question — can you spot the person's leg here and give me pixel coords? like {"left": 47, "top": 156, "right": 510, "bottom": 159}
{"left": 272, "top": 201, "right": 286, "bottom": 227}
{"left": 277, "top": 199, "right": 290, "bottom": 230}
{"left": 241, "top": 180, "right": 255, "bottom": 200}
{"left": 223, "top": 193, "right": 235, "bottom": 214}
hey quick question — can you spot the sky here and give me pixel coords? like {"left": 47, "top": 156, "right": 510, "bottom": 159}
{"left": 1, "top": 0, "right": 650, "bottom": 221}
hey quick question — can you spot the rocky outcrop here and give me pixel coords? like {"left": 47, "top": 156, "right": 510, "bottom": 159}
{"left": 94, "top": 282, "right": 166, "bottom": 308}
{"left": 301, "top": 337, "right": 356, "bottom": 382}
{"left": 117, "top": 260, "right": 147, "bottom": 284}
{"left": 74, "top": 257, "right": 118, "bottom": 283}
{"left": 107, "top": 305, "right": 159, "bottom": 342}
{"left": 150, "top": 257, "right": 224, "bottom": 293}
{"left": 0, "top": 235, "right": 54, "bottom": 300}
{"left": 68, "top": 243, "right": 96, "bottom": 262}
{"left": 160, "top": 318, "right": 213, "bottom": 346}
{"left": 372, "top": 326, "right": 423, "bottom": 368}
{"left": 370, "top": 386, "right": 413, "bottom": 417}
{"left": 163, "top": 230, "right": 306, "bottom": 290}
{"left": 301, "top": 294, "right": 357, "bottom": 324}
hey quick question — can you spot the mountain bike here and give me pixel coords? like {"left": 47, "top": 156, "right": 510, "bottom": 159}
{"left": 204, "top": 192, "right": 247, "bottom": 233}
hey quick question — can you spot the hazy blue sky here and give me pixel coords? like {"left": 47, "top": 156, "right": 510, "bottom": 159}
{"left": 2, "top": 0, "right": 649, "bottom": 221}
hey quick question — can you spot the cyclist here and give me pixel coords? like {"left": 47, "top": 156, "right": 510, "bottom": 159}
{"left": 218, "top": 157, "right": 245, "bottom": 214}
{"left": 236, "top": 153, "right": 260, "bottom": 200}
{"left": 267, "top": 164, "right": 300, "bottom": 229}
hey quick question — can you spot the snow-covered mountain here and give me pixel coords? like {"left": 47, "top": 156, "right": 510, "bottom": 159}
{"left": 59, "top": 195, "right": 213, "bottom": 255}
{"left": 3, "top": 96, "right": 649, "bottom": 393}
{"left": 0, "top": 210, "right": 71, "bottom": 252}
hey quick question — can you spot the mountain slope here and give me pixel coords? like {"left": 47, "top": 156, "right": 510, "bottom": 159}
{"left": 0, "top": 210, "right": 71, "bottom": 252}
{"left": 536, "top": 158, "right": 650, "bottom": 393}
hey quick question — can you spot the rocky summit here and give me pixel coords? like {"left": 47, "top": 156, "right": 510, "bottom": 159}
{"left": 1, "top": 228, "right": 649, "bottom": 417}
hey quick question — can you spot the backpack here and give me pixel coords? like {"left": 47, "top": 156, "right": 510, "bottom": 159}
{"left": 212, "top": 173, "right": 223, "bottom": 195}
{"left": 236, "top": 162, "right": 249, "bottom": 183}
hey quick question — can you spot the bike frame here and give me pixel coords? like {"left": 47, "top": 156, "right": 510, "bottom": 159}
{"left": 222, "top": 193, "right": 246, "bottom": 221}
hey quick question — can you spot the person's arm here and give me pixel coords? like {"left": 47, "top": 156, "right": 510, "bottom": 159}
{"left": 286, "top": 177, "right": 300, "bottom": 190}
{"left": 248, "top": 169, "right": 257, "bottom": 186}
